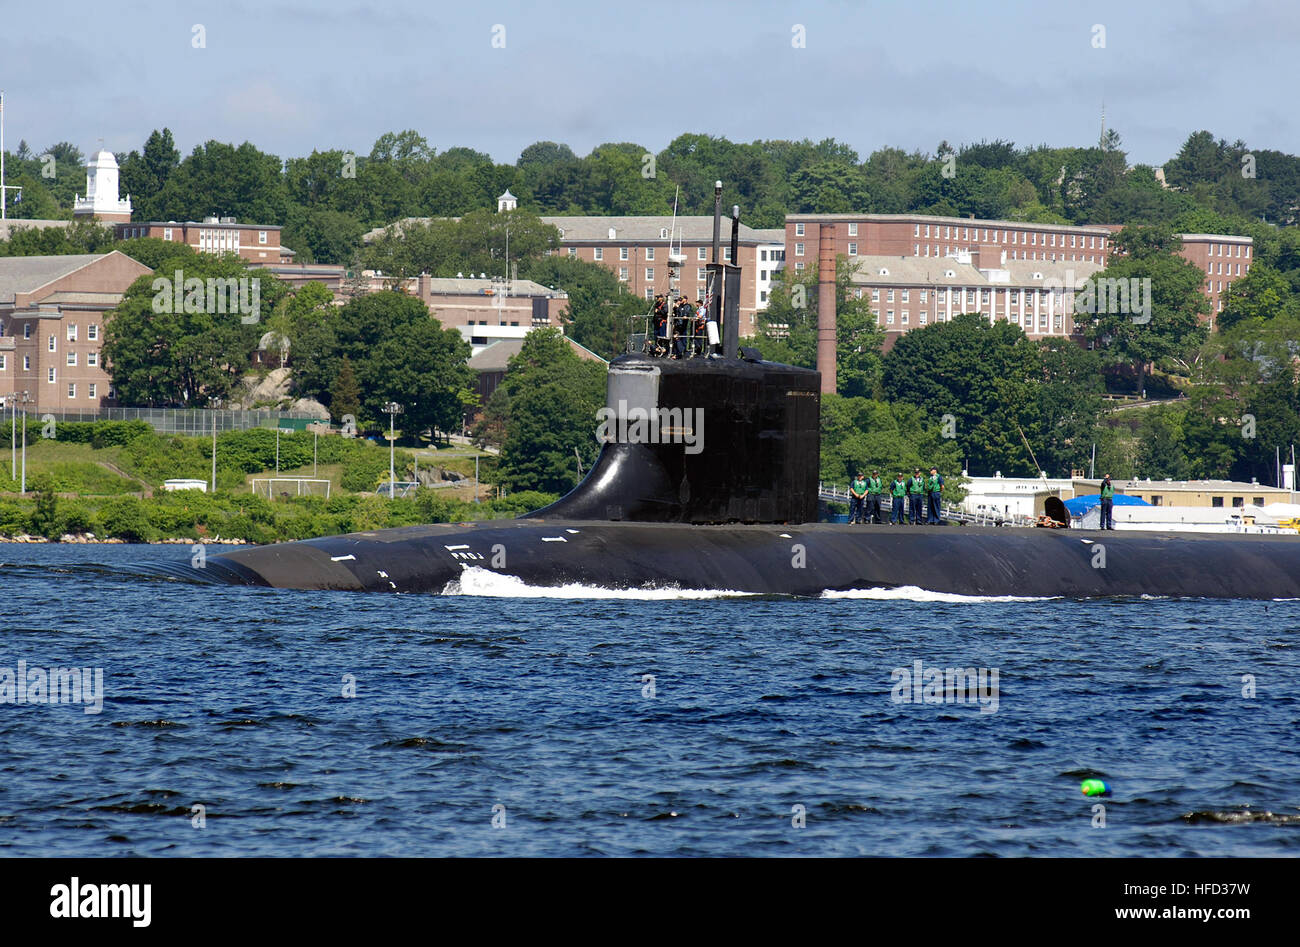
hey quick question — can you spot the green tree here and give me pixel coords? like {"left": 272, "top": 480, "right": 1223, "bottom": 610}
{"left": 102, "top": 257, "right": 286, "bottom": 405}
{"left": 881, "top": 313, "right": 1042, "bottom": 475}
{"left": 330, "top": 356, "right": 361, "bottom": 423}
{"left": 492, "top": 329, "right": 607, "bottom": 493}
{"left": 1075, "top": 225, "right": 1210, "bottom": 395}
{"left": 292, "top": 291, "right": 473, "bottom": 438}
{"left": 755, "top": 257, "right": 884, "bottom": 398}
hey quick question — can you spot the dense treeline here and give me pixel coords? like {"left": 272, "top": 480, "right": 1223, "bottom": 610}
{"left": 4, "top": 127, "right": 1298, "bottom": 265}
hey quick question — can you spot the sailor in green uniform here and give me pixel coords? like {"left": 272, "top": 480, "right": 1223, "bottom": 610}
{"left": 848, "top": 472, "right": 868, "bottom": 524}
{"left": 1100, "top": 474, "right": 1115, "bottom": 530}
{"left": 867, "top": 470, "right": 883, "bottom": 524}
{"left": 908, "top": 468, "right": 926, "bottom": 524}
{"left": 926, "top": 467, "right": 944, "bottom": 524}
{"left": 890, "top": 473, "right": 907, "bottom": 524}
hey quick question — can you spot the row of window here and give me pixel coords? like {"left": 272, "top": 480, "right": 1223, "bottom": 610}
{"left": 791, "top": 221, "right": 1107, "bottom": 250}
{"left": 878, "top": 309, "right": 1065, "bottom": 330}
{"left": 586, "top": 245, "right": 738, "bottom": 262}
{"left": 0, "top": 350, "right": 100, "bottom": 369}
{"left": 1209, "top": 261, "right": 1244, "bottom": 276}
{"left": 1207, "top": 243, "right": 1248, "bottom": 257}
{"left": 865, "top": 286, "right": 1067, "bottom": 305}
{"left": 5, "top": 323, "right": 100, "bottom": 345}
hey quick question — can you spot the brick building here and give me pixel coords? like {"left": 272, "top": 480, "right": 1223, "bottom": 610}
{"left": 790, "top": 213, "right": 1252, "bottom": 340}
{"left": 114, "top": 218, "right": 293, "bottom": 264}
{"left": 842, "top": 253, "right": 1106, "bottom": 344}
{"left": 541, "top": 215, "right": 784, "bottom": 335}
{"left": 786, "top": 214, "right": 1115, "bottom": 273}
{"left": 0, "top": 252, "right": 151, "bottom": 413}
{"left": 1176, "top": 234, "right": 1253, "bottom": 326}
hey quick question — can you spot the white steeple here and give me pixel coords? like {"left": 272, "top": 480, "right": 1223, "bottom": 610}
{"left": 73, "top": 150, "right": 132, "bottom": 222}
{"left": 497, "top": 189, "right": 517, "bottom": 213}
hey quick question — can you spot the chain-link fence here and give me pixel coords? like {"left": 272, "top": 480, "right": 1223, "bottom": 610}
{"left": 18, "top": 407, "right": 323, "bottom": 435}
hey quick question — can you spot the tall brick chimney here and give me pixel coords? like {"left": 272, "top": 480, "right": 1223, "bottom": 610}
{"left": 817, "top": 223, "right": 837, "bottom": 395}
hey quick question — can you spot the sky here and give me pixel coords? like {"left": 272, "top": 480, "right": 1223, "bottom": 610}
{"left": 3, "top": 0, "right": 1296, "bottom": 168}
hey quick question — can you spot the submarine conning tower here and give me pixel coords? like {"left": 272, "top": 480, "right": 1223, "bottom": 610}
{"left": 525, "top": 184, "right": 822, "bottom": 525}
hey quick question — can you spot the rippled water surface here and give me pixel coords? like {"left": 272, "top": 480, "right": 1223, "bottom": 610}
{"left": 1, "top": 543, "right": 1298, "bottom": 856}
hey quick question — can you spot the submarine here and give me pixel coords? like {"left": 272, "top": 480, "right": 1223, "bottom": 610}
{"left": 185, "top": 188, "right": 1300, "bottom": 600}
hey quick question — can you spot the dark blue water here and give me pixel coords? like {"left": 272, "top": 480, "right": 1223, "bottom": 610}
{"left": 1, "top": 543, "right": 1298, "bottom": 856}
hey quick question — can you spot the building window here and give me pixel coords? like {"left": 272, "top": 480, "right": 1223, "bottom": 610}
{"left": 795, "top": 243, "right": 805, "bottom": 256}
{"left": 49, "top": 335, "right": 56, "bottom": 352}
{"left": 68, "top": 383, "right": 76, "bottom": 398}
{"left": 24, "top": 355, "right": 31, "bottom": 370}
{"left": 645, "top": 247, "right": 654, "bottom": 261}
{"left": 645, "top": 268, "right": 654, "bottom": 281}
{"left": 920, "top": 290, "right": 928, "bottom": 302}
{"left": 914, "top": 224, "right": 921, "bottom": 237}
{"left": 698, "top": 247, "right": 707, "bottom": 260}
{"left": 593, "top": 247, "right": 603, "bottom": 260}
{"left": 67, "top": 352, "right": 77, "bottom": 366}
{"left": 259, "top": 231, "right": 268, "bottom": 244}
{"left": 0, "top": 354, "right": 5, "bottom": 370}
{"left": 618, "top": 267, "right": 628, "bottom": 281}
{"left": 760, "top": 291, "right": 768, "bottom": 302}
{"left": 48, "top": 367, "right": 56, "bottom": 383}
{"left": 164, "top": 228, "right": 173, "bottom": 240}
{"left": 925, "top": 224, "right": 931, "bottom": 237}
{"left": 698, "top": 268, "right": 707, "bottom": 280}
{"left": 795, "top": 223, "right": 805, "bottom": 236}
{"left": 886, "top": 289, "right": 895, "bottom": 303}
{"left": 901, "top": 289, "right": 910, "bottom": 302}
{"left": 723, "top": 247, "right": 732, "bottom": 262}
{"left": 795, "top": 262, "right": 805, "bottom": 273}
{"left": 848, "top": 223, "right": 858, "bottom": 236}
{"left": 87, "top": 351, "right": 98, "bottom": 367}
{"left": 620, "top": 247, "right": 628, "bottom": 260}
{"left": 871, "top": 289, "right": 880, "bottom": 301}
{"left": 848, "top": 243, "right": 857, "bottom": 255}
{"left": 567, "top": 247, "right": 577, "bottom": 256}
{"left": 886, "top": 310, "right": 895, "bottom": 324}
{"left": 67, "top": 324, "right": 77, "bottom": 340}
{"left": 901, "top": 311, "right": 909, "bottom": 324}
{"left": 88, "top": 383, "right": 96, "bottom": 399}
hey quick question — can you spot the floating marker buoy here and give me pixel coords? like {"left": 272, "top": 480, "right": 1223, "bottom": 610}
{"left": 1081, "top": 779, "right": 1111, "bottom": 797}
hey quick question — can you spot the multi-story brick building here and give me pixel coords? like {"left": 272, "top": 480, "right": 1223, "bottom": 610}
{"left": 1176, "top": 234, "right": 1253, "bottom": 326}
{"left": 843, "top": 252, "right": 1107, "bottom": 344}
{"left": 0, "top": 252, "right": 151, "bottom": 413}
{"left": 786, "top": 214, "right": 1115, "bottom": 274}
{"left": 114, "top": 218, "right": 293, "bottom": 264}
{"left": 789, "top": 213, "right": 1252, "bottom": 339}
{"left": 540, "top": 215, "right": 785, "bottom": 334}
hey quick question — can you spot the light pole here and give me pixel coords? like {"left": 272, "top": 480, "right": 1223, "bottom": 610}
{"left": 18, "top": 390, "right": 30, "bottom": 494}
{"left": 209, "top": 396, "right": 221, "bottom": 493}
{"left": 5, "top": 395, "right": 12, "bottom": 481}
{"left": 381, "top": 402, "right": 402, "bottom": 495}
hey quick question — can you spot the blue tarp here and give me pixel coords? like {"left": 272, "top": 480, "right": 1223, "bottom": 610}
{"left": 1063, "top": 493, "right": 1152, "bottom": 516}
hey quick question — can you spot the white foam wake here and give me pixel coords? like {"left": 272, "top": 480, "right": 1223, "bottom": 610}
{"left": 821, "top": 585, "right": 1054, "bottom": 603}
{"left": 442, "top": 566, "right": 757, "bottom": 599}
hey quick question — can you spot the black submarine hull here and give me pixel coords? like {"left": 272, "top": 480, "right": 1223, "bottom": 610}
{"left": 185, "top": 520, "right": 1300, "bottom": 599}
